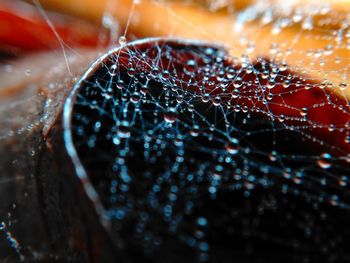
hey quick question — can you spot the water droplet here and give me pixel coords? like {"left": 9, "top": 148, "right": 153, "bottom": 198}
{"left": 279, "top": 61, "right": 287, "bottom": 71}
{"left": 185, "top": 59, "right": 197, "bottom": 74}
{"left": 190, "top": 125, "right": 200, "bottom": 137}
{"left": 118, "top": 121, "right": 131, "bottom": 138}
{"left": 269, "top": 151, "right": 277, "bottom": 161}
{"left": 339, "top": 176, "right": 348, "bottom": 187}
{"left": 131, "top": 92, "right": 141, "bottom": 103}
{"left": 278, "top": 115, "right": 285, "bottom": 122}
{"left": 140, "top": 85, "right": 148, "bottom": 95}
{"left": 267, "top": 80, "right": 276, "bottom": 89}
{"left": 300, "top": 107, "right": 308, "bottom": 117}
{"left": 162, "top": 70, "right": 170, "bottom": 80}
{"left": 119, "top": 36, "right": 127, "bottom": 45}
{"left": 317, "top": 153, "right": 332, "bottom": 169}
{"left": 233, "top": 77, "right": 242, "bottom": 88}
{"left": 339, "top": 82, "right": 347, "bottom": 90}
{"left": 128, "top": 67, "right": 136, "bottom": 76}
{"left": 225, "top": 138, "right": 239, "bottom": 155}
{"left": 213, "top": 96, "right": 221, "bottom": 106}
{"left": 117, "top": 80, "right": 125, "bottom": 90}
{"left": 283, "top": 80, "right": 290, "bottom": 88}
{"left": 163, "top": 108, "right": 177, "bottom": 123}
{"left": 202, "top": 93, "right": 210, "bottom": 103}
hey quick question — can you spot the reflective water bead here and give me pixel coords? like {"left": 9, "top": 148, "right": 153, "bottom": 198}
{"left": 118, "top": 36, "right": 127, "bottom": 45}
{"left": 118, "top": 121, "right": 131, "bottom": 138}
{"left": 130, "top": 92, "right": 141, "bottom": 103}
{"left": 317, "top": 153, "right": 332, "bottom": 169}
{"left": 163, "top": 108, "right": 178, "bottom": 124}
{"left": 225, "top": 138, "right": 239, "bottom": 155}
{"left": 185, "top": 59, "right": 197, "bottom": 74}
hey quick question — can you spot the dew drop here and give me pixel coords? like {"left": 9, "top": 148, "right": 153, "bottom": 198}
{"left": 202, "top": 93, "right": 210, "bottom": 103}
{"left": 339, "top": 176, "right": 348, "bottom": 187}
{"left": 213, "top": 96, "right": 221, "bottom": 106}
{"left": 131, "top": 92, "right": 141, "bottom": 103}
{"left": 119, "top": 36, "right": 127, "bottom": 45}
{"left": 225, "top": 138, "right": 239, "bottom": 155}
{"left": 117, "top": 80, "right": 125, "bottom": 90}
{"left": 317, "top": 153, "right": 332, "bottom": 169}
{"left": 300, "top": 107, "right": 308, "bottom": 117}
{"left": 339, "top": 82, "right": 347, "bottom": 90}
{"left": 118, "top": 120, "right": 131, "bottom": 138}
{"left": 269, "top": 151, "right": 277, "bottom": 161}
{"left": 267, "top": 80, "right": 276, "bottom": 89}
{"left": 185, "top": 60, "right": 197, "bottom": 74}
{"left": 140, "top": 85, "right": 148, "bottom": 95}
{"left": 190, "top": 125, "right": 200, "bottom": 137}
{"left": 163, "top": 108, "right": 177, "bottom": 124}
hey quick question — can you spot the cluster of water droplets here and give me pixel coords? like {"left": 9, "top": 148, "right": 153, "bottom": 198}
{"left": 68, "top": 39, "right": 350, "bottom": 261}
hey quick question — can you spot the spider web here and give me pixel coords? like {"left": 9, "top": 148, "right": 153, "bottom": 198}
{"left": 65, "top": 37, "right": 350, "bottom": 262}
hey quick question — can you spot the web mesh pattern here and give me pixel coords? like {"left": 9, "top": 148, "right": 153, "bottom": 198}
{"left": 65, "top": 39, "right": 350, "bottom": 262}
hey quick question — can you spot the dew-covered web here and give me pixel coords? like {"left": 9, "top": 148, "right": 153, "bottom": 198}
{"left": 1, "top": 0, "right": 350, "bottom": 262}
{"left": 66, "top": 37, "right": 350, "bottom": 262}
